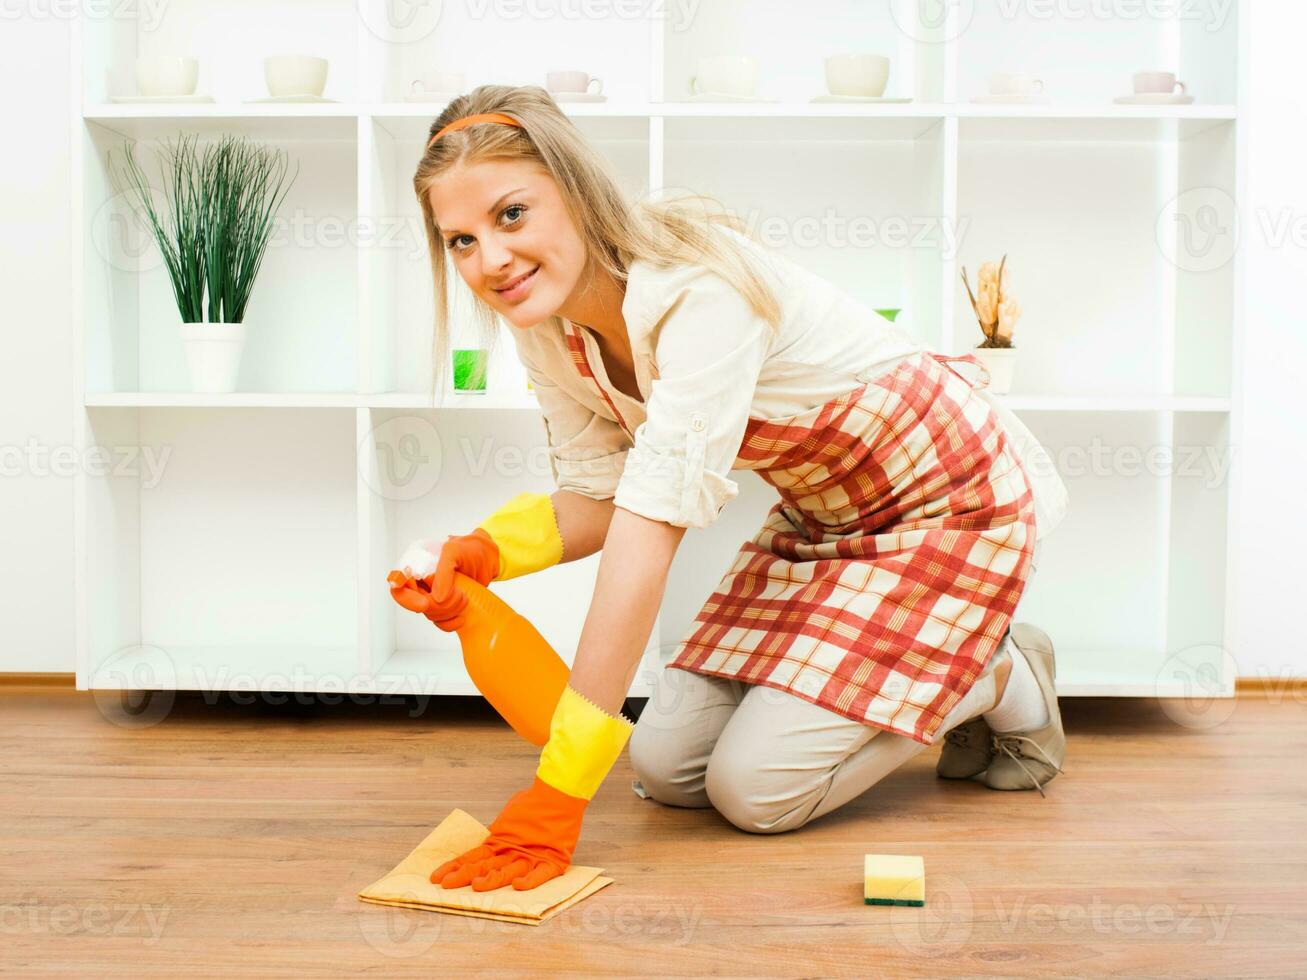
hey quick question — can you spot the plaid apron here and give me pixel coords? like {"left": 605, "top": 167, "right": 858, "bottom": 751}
{"left": 665, "top": 351, "right": 1038, "bottom": 745}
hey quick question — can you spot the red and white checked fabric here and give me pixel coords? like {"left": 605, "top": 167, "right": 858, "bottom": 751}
{"left": 665, "top": 350, "right": 1038, "bottom": 745}
{"left": 562, "top": 320, "right": 633, "bottom": 438}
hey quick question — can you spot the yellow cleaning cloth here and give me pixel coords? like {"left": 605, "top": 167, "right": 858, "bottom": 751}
{"left": 357, "top": 809, "right": 613, "bottom": 926}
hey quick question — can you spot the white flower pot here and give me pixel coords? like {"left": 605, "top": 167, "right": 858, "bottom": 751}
{"left": 179, "top": 321, "right": 247, "bottom": 393}
{"left": 973, "top": 347, "right": 1017, "bottom": 395}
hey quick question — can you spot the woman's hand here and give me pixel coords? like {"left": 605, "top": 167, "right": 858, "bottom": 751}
{"left": 391, "top": 529, "right": 500, "bottom": 631}
{"left": 433, "top": 683, "right": 635, "bottom": 892}
{"left": 430, "top": 775, "right": 587, "bottom": 892}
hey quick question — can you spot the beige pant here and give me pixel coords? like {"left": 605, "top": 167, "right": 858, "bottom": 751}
{"left": 628, "top": 639, "right": 1006, "bottom": 835}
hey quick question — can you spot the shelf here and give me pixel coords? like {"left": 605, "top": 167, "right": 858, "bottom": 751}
{"left": 85, "top": 100, "right": 1237, "bottom": 122}
{"left": 437, "top": 392, "right": 537, "bottom": 410}
{"left": 958, "top": 112, "right": 1235, "bottom": 143}
{"left": 85, "top": 391, "right": 365, "bottom": 408}
{"left": 82, "top": 391, "right": 536, "bottom": 409}
{"left": 88, "top": 644, "right": 362, "bottom": 692}
{"left": 83, "top": 107, "right": 357, "bottom": 141}
{"left": 366, "top": 101, "right": 659, "bottom": 119}
{"left": 998, "top": 395, "right": 1232, "bottom": 413}
{"left": 82, "top": 100, "right": 1238, "bottom": 148}
{"left": 372, "top": 649, "right": 478, "bottom": 696}
{"left": 74, "top": 0, "right": 1245, "bottom": 699}
{"left": 1054, "top": 649, "right": 1236, "bottom": 698}
{"left": 657, "top": 102, "right": 945, "bottom": 119}
{"left": 954, "top": 3, "right": 1240, "bottom": 107}
{"left": 951, "top": 104, "right": 1237, "bottom": 120}
{"left": 84, "top": 391, "right": 1232, "bottom": 413}
{"left": 84, "top": 641, "right": 1223, "bottom": 699}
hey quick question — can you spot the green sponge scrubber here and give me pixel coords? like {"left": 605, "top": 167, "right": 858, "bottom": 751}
{"left": 864, "top": 854, "right": 925, "bottom": 907}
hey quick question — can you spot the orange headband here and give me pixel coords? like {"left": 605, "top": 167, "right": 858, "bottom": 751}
{"left": 428, "top": 112, "right": 523, "bottom": 147}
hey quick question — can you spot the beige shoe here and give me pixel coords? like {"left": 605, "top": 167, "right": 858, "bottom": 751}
{"left": 983, "top": 624, "right": 1066, "bottom": 796}
{"left": 935, "top": 640, "right": 1009, "bottom": 779}
{"left": 936, "top": 717, "right": 993, "bottom": 779}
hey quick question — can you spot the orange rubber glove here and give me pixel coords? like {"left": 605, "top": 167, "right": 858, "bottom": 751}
{"left": 430, "top": 775, "right": 587, "bottom": 891}
{"left": 392, "top": 492, "right": 564, "bottom": 632}
{"left": 430, "top": 683, "right": 634, "bottom": 892}
{"left": 391, "top": 529, "right": 499, "bottom": 632}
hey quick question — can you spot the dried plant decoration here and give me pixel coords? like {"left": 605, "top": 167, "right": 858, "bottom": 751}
{"left": 961, "top": 253, "right": 1021, "bottom": 349}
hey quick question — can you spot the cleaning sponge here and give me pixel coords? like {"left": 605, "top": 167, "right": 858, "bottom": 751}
{"left": 863, "top": 854, "right": 925, "bottom": 907}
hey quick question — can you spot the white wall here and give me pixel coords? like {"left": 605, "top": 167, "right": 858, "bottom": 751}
{"left": 0, "top": 6, "right": 1302, "bottom": 677}
{"left": 0, "top": 15, "right": 74, "bottom": 671}
{"left": 1229, "top": 1, "right": 1307, "bottom": 680}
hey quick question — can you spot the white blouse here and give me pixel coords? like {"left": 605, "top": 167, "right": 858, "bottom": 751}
{"left": 509, "top": 228, "right": 1068, "bottom": 537}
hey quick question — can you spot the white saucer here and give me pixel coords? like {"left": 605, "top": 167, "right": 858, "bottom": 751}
{"left": 404, "top": 91, "right": 459, "bottom": 103}
{"left": 810, "top": 94, "right": 913, "bottom": 104}
{"left": 683, "top": 92, "right": 781, "bottom": 103}
{"left": 110, "top": 94, "right": 216, "bottom": 104}
{"left": 243, "top": 94, "right": 338, "bottom": 103}
{"left": 550, "top": 92, "right": 607, "bottom": 103}
{"left": 970, "top": 94, "right": 1051, "bottom": 105}
{"left": 1113, "top": 93, "right": 1194, "bottom": 105}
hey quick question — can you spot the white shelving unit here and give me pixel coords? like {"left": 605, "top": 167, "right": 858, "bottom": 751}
{"left": 72, "top": 1, "right": 1245, "bottom": 698}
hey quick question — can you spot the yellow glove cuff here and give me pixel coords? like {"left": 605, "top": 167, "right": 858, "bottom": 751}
{"left": 536, "top": 684, "right": 635, "bottom": 801}
{"left": 476, "top": 492, "right": 565, "bottom": 581}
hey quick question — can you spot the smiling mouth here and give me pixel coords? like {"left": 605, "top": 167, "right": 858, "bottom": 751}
{"left": 495, "top": 266, "right": 539, "bottom": 292}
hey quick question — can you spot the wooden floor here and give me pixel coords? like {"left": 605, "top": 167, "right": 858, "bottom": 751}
{"left": 1, "top": 687, "right": 1303, "bottom": 977}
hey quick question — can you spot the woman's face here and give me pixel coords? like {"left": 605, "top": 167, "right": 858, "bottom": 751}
{"left": 428, "top": 159, "right": 588, "bottom": 329}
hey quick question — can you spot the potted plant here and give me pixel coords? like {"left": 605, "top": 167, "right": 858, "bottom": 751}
{"left": 111, "top": 133, "right": 298, "bottom": 393}
{"left": 960, "top": 254, "right": 1022, "bottom": 394}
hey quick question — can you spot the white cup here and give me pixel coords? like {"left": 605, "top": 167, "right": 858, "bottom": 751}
{"left": 411, "top": 69, "right": 465, "bottom": 96}
{"left": 136, "top": 56, "right": 198, "bottom": 97}
{"left": 546, "top": 70, "right": 603, "bottom": 95}
{"left": 989, "top": 72, "right": 1045, "bottom": 96}
{"left": 824, "top": 53, "right": 890, "bottom": 98}
{"left": 264, "top": 54, "right": 329, "bottom": 98}
{"left": 1133, "top": 70, "right": 1186, "bottom": 95}
{"left": 689, "top": 55, "right": 757, "bottom": 98}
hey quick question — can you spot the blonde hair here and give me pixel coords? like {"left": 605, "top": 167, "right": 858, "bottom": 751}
{"left": 412, "top": 84, "right": 782, "bottom": 394}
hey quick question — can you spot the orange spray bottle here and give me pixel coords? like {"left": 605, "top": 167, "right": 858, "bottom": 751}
{"left": 387, "top": 569, "right": 570, "bottom": 746}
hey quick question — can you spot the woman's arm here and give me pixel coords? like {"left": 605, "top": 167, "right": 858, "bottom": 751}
{"left": 565, "top": 505, "right": 687, "bottom": 714}
{"left": 551, "top": 489, "right": 615, "bottom": 563}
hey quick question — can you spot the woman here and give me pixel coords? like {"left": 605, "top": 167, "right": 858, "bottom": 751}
{"left": 390, "top": 85, "right": 1069, "bottom": 895}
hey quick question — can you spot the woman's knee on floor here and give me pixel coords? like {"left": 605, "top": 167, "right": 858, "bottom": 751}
{"left": 703, "top": 753, "right": 815, "bottom": 835}
{"left": 627, "top": 668, "right": 745, "bottom": 808}
{"left": 627, "top": 716, "right": 712, "bottom": 808}
{"left": 702, "top": 686, "right": 896, "bottom": 834}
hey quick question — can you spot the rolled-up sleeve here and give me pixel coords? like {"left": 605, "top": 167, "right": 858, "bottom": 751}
{"left": 521, "top": 349, "right": 631, "bottom": 502}
{"left": 614, "top": 273, "right": 770, "bottom": 529}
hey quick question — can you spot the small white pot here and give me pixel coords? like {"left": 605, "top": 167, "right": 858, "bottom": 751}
{"left": 179, "top": 321, "right": 246, "bottom": 393}
{"left": 973, "top": 346, "right": 1017, "bottom": 394}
